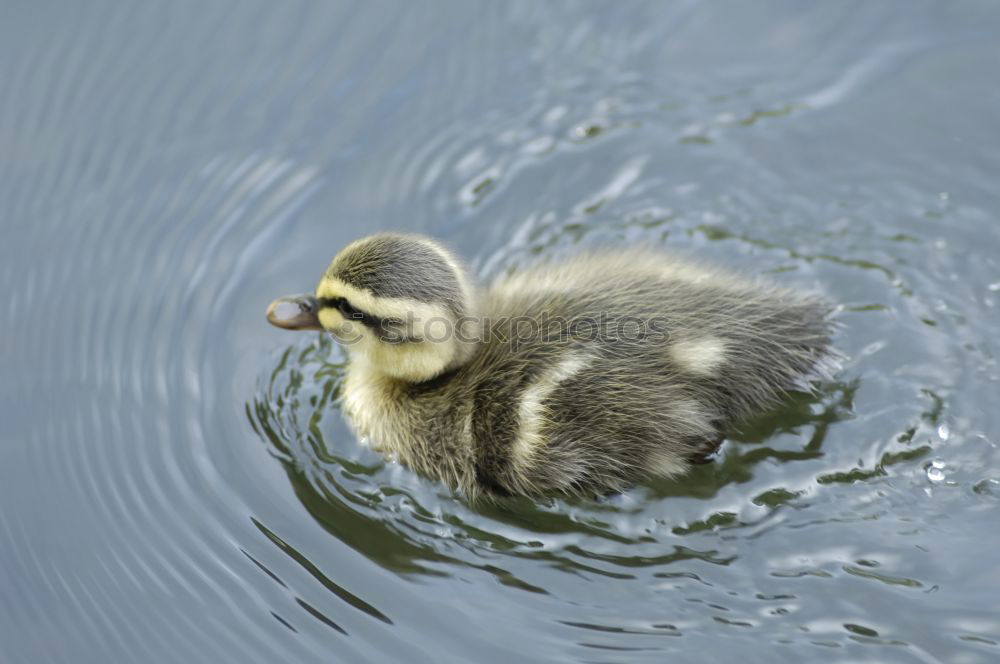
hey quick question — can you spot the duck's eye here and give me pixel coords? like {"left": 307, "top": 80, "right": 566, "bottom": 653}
{"left": 336, "top": 298, "right": 364, "bottom": 320}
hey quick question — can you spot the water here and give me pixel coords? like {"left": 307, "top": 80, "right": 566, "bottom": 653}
{"left": 2, "top": 2, "right": 999, "bottom": 662}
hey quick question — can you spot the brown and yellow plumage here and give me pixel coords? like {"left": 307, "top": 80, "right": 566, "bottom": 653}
{"left": 267, "top": 233, "right": 838, "bottom": 499}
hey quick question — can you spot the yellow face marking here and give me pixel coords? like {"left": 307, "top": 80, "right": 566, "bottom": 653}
{"left": 315, "top": 276, "right": 451, "bottom": 329}
{"left": 316, "top": 275, "right": 478, "bottom": 382}
{"left": 317, "top": 307, "right": 344, "bottom": 332}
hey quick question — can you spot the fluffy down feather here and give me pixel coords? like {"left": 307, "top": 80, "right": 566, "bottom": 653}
{"left": 293, "top": 235, "right": 840, "bottom": 500}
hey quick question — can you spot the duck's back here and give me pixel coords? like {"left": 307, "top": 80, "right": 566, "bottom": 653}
{"left": 462, "top": 250, "right": 836, "bottom": 496}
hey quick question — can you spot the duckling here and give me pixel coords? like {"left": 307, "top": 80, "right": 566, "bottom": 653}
{"left": 267, "top": 233, "right": 837, "bottom": 499}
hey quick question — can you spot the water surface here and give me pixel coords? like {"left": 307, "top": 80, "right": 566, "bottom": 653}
{"left": 2, "top": 2, "right": 1000, "bottom": 662}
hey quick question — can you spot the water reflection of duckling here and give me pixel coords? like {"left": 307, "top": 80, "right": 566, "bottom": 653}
{"left": 267, "top": 233, "right": 837, "bottom": 499}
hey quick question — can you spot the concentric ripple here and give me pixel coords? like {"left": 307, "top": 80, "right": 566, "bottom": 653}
{"left": 3, "top": 2, "right": 1000, "bottom": 663}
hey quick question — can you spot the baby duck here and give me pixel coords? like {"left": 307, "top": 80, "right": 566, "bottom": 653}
{"left": 267, "top": 233, "right": 837, "bottom": 499}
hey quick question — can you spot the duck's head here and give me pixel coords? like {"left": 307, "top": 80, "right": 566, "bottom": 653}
{"left": 267, "top": 233, "right": 481, "bottom": 382}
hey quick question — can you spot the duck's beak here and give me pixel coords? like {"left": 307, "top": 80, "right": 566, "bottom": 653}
{"left": 266, "top": 294, "right": 323, "bottom": 331}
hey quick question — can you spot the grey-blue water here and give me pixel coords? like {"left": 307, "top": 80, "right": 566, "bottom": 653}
{"left": 3, "top": 2, "right": 999, "bottom": 662}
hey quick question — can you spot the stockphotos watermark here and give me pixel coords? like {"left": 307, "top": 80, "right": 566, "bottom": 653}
{"left": 332, "top": 310, "right": 671, "bottom": 348}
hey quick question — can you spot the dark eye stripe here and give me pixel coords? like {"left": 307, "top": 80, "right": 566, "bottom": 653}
{"left": 316, "top": 296, "right": 415, "bottom": 341}
{"left": 317, "top": 296, "right": 367, "bottom": 321}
